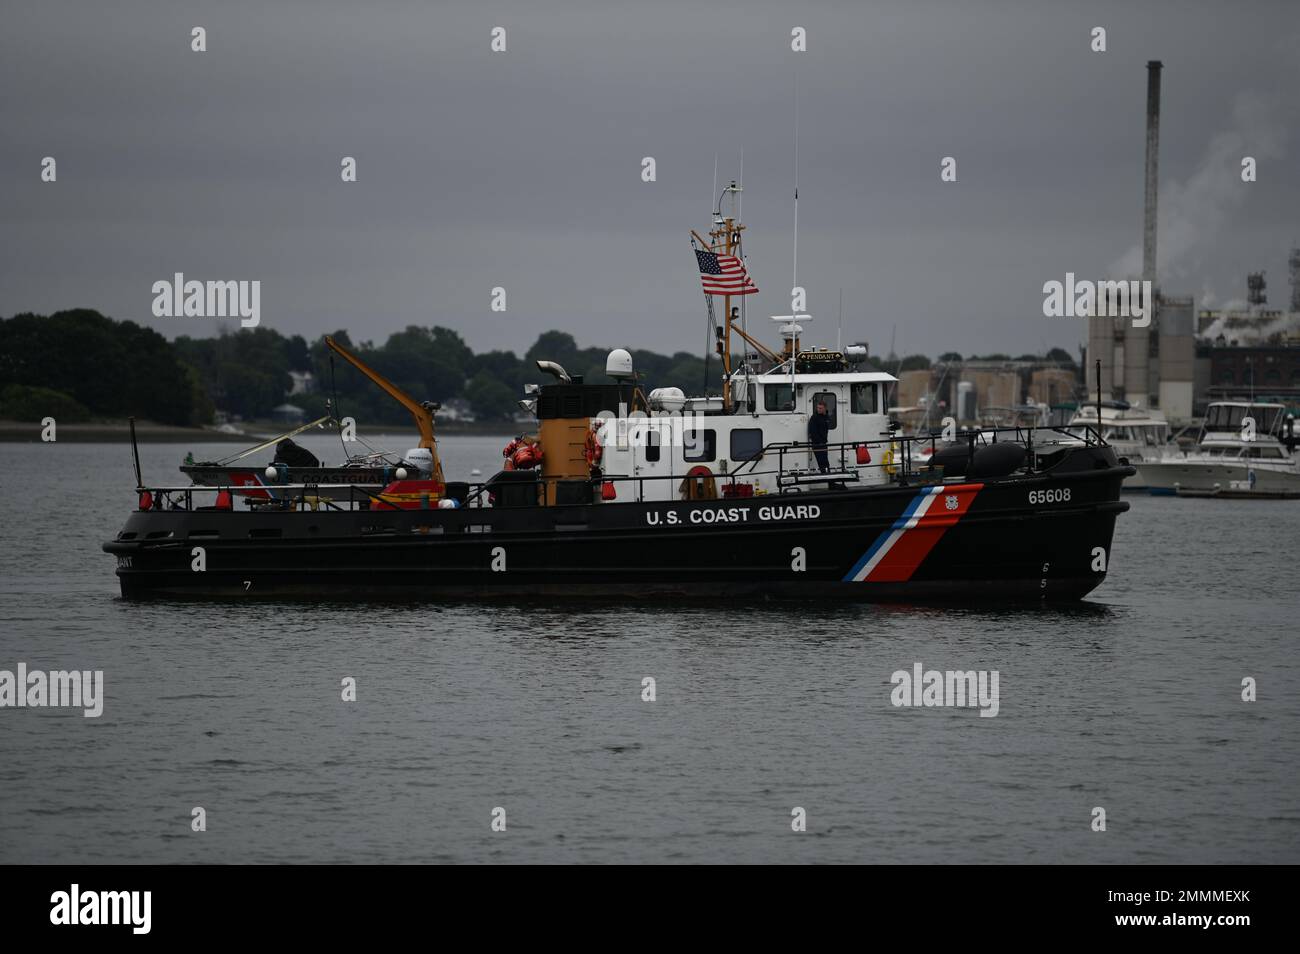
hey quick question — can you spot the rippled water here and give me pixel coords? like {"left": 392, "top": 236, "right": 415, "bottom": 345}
{"left": 1, "top": 434, "right": 1297, "bottom": 863}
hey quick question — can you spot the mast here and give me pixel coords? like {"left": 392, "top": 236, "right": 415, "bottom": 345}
{"left": 693, "top": 180, "right": 746, "bottom": 411}
{"left": 712, "top": 183, "right": 743, "bottom": 410}
{"left": 712, "top": 206, "right": 742, "bottom": 411}
{"left": 691, "top": 180, "right": 779, "bottom": 408}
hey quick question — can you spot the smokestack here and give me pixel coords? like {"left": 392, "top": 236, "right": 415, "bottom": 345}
{"left": 1142, "top": 60, "right": 1162, "bottom": 289}
{"left": 1290, "top": 246, "right": 1300, "bottom": 313}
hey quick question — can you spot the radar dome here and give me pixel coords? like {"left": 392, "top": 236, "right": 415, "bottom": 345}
{"left": 606, "top": 348, "right": 634, "bottom": 380}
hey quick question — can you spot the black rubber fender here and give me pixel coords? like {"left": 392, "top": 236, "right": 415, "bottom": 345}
{"left": 969, "top": 442, "right": 1026, "bottom": 478}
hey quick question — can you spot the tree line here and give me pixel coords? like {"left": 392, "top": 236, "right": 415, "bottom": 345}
{"left": 0, "top": 309, "right": 1079, "bottom": 427}
{"left": 0, "top": 310, "right": 713, "bottom": 426}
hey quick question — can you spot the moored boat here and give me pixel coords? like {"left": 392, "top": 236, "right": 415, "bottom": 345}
{"left": 1065, "top": 401, "right": 1171, "bottom": 491}
{"left": 1138, "top": 402, "right": 1300, "bottom": 498}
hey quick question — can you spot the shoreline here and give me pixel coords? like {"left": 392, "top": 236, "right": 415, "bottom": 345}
{"left": 0, "top": 421, "right": 250, "bottom": 444}
{"left": 0, "top": 419, "right": 523, "bottom": 443}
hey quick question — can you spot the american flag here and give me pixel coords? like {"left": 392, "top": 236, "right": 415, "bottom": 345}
{"left": 695, "top": 248, "right": 757, "bottom": 296}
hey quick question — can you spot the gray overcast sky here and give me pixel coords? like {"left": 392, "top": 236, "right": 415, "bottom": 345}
{"left": 3, "top": 0, "right": 1297, "bottom": 361}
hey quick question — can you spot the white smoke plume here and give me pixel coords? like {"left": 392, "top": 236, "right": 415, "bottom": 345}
{"left": 1198, "top": 282, "right": 1218, "bottom": 309}
{"left": 1110, "top": 92, "right": 1287, "bottom": 281}
{"left": 1200, "top": 309, "right": 1300, "bottom": 345}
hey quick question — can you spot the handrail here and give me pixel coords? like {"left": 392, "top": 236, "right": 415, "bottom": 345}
{"left": 726, "top": 423, "right": 1103, "bottom": 482}
{"left": 136, "top": 422, "right": 1107, "bottom": 514}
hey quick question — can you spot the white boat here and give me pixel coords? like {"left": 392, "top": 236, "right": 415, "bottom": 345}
{"left": 1066, "top": 402, "right": 1171, "bottom": 491}
{"left": 1138, "top": 402, "right": 1300, "bottom": 498}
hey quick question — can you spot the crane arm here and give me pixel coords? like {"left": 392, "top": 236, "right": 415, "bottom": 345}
{"left": 324, "top": 335, "right": 445, "bottom": 483}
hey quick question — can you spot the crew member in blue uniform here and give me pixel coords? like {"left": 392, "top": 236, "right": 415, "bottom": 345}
{"left": 808, "top": 399, "right": 831, "bottom": 472}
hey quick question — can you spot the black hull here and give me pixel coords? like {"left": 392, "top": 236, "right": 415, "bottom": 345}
{"left": 108, "top": 448, "right": 1132, "bottom": 603}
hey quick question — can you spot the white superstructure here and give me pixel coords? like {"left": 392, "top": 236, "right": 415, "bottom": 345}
{"left": 596, "top": 361, "right": 898, "bottom": 501}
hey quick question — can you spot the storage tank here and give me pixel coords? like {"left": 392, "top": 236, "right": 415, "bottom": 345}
{"left": 957, "top": 382, "right": 976, "bottom": 422}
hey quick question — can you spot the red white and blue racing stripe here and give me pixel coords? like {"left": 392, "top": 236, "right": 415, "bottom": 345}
{"left": 843, "top": 483, "right": 984, "bottom": 582}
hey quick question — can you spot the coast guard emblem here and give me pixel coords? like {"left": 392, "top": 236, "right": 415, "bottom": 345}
{"left": 945, "top": 495, "right": 959, "bottom": 511}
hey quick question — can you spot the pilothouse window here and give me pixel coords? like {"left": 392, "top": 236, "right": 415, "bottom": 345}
{"left": 765, "top": 384, "right": 794, "bottom": 411}
{"left": 730, "top": 428, "right": 764, "bottom": 461}
{"left": 851, "top": 383, "right": 878, "bottom": 415}
{"left": 683, "top": 429, "right": 716, "bottom": 462}
{"left": 1206, "top": 404, "right": 1281, "bottom": 434}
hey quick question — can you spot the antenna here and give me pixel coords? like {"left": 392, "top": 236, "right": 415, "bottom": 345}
{"left": 837, "top": 288, "right": 843, "bottom": 351}
{"left": 792, "top": 70, "right": 800, "bottom": 295}
{"left": 711, "top": 153, "right": 718, "bottom": 218}
{"left": 1095, "top": 359, "right": 1102, "bottom": 444}
{"left": 129, "top": 416, "right": 143, "bottom": 490}
{"left": 738, "top": 148, "right": 746, "bottom": 367}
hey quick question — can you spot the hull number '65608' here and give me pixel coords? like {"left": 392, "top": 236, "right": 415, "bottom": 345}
{"left": 1029, "top": 488, "right": 1071, "bottom": 505}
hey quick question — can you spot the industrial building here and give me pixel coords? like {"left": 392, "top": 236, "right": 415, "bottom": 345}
{"left": 1198, "top": 264, "right": 1300, "bottom": 405}
{"left": 1085, "top": 61, "right": 1198, "bottom": 424}
{"left": 893, "top": 358, "right": 1078, "bottom": 426}
{"left": 1085, "top": 61, "right": 1300, "bottom": 422}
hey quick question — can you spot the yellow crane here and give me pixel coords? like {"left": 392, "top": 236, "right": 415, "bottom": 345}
{"left": 325, "top": 335, "right": 446, "bottom": 484}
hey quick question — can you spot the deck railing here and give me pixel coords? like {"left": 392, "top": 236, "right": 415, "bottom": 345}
{"left": 131, "top": 423, "right": 1104, "bottom": 513}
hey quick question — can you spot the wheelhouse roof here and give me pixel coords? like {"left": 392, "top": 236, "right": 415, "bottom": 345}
{"left": 752, "top": 370, "right": 898, "bottom": 384}
{"left": 1070, "top": 406, "right": 1169, "bottom": 423}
